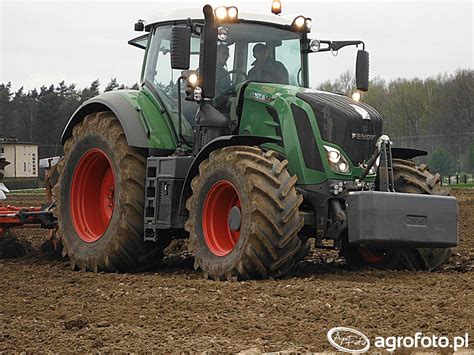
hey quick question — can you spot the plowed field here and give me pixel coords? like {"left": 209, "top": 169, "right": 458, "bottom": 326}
{"left": 1, "top": 189, "right": 472, "bottom": 353}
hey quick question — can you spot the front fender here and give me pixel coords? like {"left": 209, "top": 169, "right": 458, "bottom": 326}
{"left": 179, "top": 135, "right": 278, "bottom": 214}
{"left": 391, "top": 147, "right": 427, "bottom": 160}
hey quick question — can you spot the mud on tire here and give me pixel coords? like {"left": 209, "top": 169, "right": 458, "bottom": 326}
{"left": 341, "top": 158, "right": 451, "bottom": 271}
{"left": 55, "top": 112, "right": 168, "bottom": 272}
{"left": 185, "top": 146, "right": 305, "bottom": 280}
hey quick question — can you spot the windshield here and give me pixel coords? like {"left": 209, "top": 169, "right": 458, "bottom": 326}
{"left": 217, "top": 22, "right": 303, "bottom": 88}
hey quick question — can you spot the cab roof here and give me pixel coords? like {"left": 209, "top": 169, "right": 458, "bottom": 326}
{"left": 144, "top": 7, "right": 297, "bottom": 31}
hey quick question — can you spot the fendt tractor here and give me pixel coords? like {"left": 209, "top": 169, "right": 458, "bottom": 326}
{"left": 52, "top": 3, "right": 458, "bottom": 279}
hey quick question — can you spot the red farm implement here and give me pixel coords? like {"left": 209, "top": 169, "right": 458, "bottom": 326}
{"left": 0, "top": 149, "right": 58, "bottom": 246}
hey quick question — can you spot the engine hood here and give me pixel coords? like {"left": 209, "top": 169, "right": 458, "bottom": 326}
{"left": 296, "top": 90, "right": 383, "bottom": 165}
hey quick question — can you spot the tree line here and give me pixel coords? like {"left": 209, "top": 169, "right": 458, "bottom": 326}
{"left": 0, "top": 70, "right": 472, "bottom": 174}
{"left": 0, "top": 79, "right": 138, "bottom": 158}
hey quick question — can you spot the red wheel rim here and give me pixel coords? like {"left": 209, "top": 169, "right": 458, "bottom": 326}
{"left": 70, "top": 148, "right": 115, "bottom": 243}
{"left": 202, "top": 180, "right": 241, "bottom": 256}
{"left": 358, "top": 247, "right": 385, "bottom": 264}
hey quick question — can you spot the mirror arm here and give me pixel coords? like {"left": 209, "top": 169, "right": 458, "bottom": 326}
{"left": 330, "top": 40, "right": 365, "bottom": 51}
{"left": 307, "top": 40, "right": 365, "bottom": 53}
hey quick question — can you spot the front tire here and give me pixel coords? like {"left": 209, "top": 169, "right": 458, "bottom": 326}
{"left": 185, "top": 146, "right": 304, "bottom": 280}
{"left": 55, "top": 112, "right": 168, "bottom": 272}
{"left": 341, "top": 159, "right": 452, "bottom": 271}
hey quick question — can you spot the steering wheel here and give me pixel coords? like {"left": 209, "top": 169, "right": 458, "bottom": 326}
{"left": 296, "top": 67, "right": 303, "bottom": 87}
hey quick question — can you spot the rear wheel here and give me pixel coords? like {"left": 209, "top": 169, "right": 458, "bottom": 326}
{"left": 341, "top": 158, "right": 451, "bottom": 271}
{"left": 185, "top": 146, "right": 305, "bottom": 280}
{"left": 55, "top": 112, "right": 168, "bottom": 272}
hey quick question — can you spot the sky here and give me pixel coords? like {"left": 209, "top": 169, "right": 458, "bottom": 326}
{"left": 0, "top": 0, "right": 472, "bottom": 92}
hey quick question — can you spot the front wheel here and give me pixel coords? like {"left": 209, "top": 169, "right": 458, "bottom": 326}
{"left": 185, "top": 146, "right": 305, "bottom": 280}
{"left": 341, "top": 159, "right": 452, "bottom": 271}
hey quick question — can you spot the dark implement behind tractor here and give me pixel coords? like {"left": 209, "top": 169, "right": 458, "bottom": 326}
{"left": 54, "top": 4, "right": 458, "bottom": 279}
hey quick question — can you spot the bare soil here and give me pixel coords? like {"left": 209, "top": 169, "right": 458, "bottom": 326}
{"left": 1, "top": 190, "right": 473, "bottom": 353}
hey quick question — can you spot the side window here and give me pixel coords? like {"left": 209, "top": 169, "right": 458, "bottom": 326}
{"left": 155, "top": 38, "right": 174, "bottom": 97}
{"left": 144, "top": 25, "right": 200, "bottom": 139}
{"left": 145, "top": 26, "right": 200, "bottom": 102}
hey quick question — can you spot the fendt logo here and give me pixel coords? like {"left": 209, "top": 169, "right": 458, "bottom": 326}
{"left": 351, "top": 133, "right": 376, "bottom": 141}
{"left": 327, "top": 327, "right": 371, "bottom": 353}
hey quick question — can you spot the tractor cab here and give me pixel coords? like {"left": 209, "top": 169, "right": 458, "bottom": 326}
{"left": 130, "top": 6, "right": 369, "bottom": 154}
{"left": 129, "top": 8, "right": 313, "bottom": 145}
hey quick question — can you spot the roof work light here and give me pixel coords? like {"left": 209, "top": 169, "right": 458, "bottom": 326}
{"left": 214, "top": 6, "right": 239, "bottom": 22}
{"left": 291, "top": 15, "right": 312, "bottom": 32}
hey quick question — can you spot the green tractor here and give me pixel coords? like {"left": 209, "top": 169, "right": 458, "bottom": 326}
{"left": 56, "top": 5, "right": 458, "bottom": 279}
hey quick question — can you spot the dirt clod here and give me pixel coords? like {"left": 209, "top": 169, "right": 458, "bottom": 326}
{"left": 92, "top": 339, "right": 104, "bottom": 348}
{"left": 96, "top": 321, "right": 111, "bottom": 328}
{"left": 64, "top": 318, "right": 87, "bottom": 330}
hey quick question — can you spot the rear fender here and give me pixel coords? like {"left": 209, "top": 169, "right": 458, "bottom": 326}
{"left": 179, "top": 135, "right": 278, "bottom": 215}
{"left": 61, "top": 90, "right": 177, "bottom": 152}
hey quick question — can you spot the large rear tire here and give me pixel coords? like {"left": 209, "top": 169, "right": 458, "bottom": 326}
{"left": 341, "top": 158, "right": 452, "bottom": 271}
{"left": 55, "top": 112, "right": 168, "bottom": 272}
{"left": 185, "top": 146, "right": 305, "bottom": 280}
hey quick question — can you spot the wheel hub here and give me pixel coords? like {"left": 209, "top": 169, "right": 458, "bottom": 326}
{"left": 70, "top": 148, "right": 115, "bottom": 243}
{"left": 202, "top": 180, "right": 241, "bottom": 256}
{"left": 228, "top": 206, "right": 241, "bottom": 232}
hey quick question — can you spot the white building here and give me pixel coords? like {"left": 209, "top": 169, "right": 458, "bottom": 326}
{"left": 0, "top": 141, "right": 38, "bottom": 178}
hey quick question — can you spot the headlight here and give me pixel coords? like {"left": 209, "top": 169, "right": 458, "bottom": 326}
{"left": 217, "top": 26, "right": 229, "bottom": 41}
{"left": 293, "top": 16, "right": 305, "bottom": 28}
{"left": 291, "top": 16, "right": 311, "bottom": 32}
{"left": 328, "top": 150, "right": 340, "bottom": 164}
{"left": 310, "top": 39, "right": 321, "bottom": 52}
{"left": 227, "top": 6, "right": 238, "bottom": 19}
{"left": 187, "top": 72, "right": 199, "bottom": 87}
{"left": 324, "top": 145, "right": 350, "bottom": 174}
{"left": 215, "top": 7, "right": 228, "bottom": 20}
{"left": 214, "top": 6, "right": 239, "bottom": 22}
{"left": 351, "top": 91, "right": 361, "bottom": 102}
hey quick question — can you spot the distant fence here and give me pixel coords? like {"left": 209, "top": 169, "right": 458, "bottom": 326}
{"left": 441, "top": 174, "right": 474, "bottom": 186}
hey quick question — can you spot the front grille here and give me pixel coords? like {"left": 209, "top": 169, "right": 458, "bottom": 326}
{"left": 296, "top": 91, "right": 383, "bottom": 165}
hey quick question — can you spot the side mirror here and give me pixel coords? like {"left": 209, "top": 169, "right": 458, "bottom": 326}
{"left": 134, "top": 20, "right": 144, "bottom": 31}
{"left": 356, "top": 49, "right": 369, "bottom": 92}
{"left": 171, "top": 26, "right": 191, "bottom": 70}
